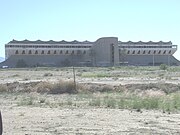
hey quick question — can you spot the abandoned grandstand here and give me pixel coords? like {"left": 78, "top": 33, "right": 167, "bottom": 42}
{"left": 0, "top": 37, "right": 179, "bottom": 67}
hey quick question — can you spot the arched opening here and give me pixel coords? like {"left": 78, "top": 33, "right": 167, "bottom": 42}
{"left": 15, "top": 50, "right": 19, "bottom": 54}
{"left": 41, "top": 50, "right": 44, "bottom": 54}
{"left": 35, "top": 50, "right": 38, "bottom": 54}
{"left": 22, "top": 50, "right": 25, "bottom": 54}
{"left": 28, "top": 50, "right": 32, "bottom": 54}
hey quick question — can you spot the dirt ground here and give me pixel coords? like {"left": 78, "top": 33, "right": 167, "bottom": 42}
{"left": 1, "top": 67, "right": 180, "bottom": 134}
{"left": 1, "top": 105, "right": 180, "bottom": 135}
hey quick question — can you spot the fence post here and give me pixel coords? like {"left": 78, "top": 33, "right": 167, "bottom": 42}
{"left": 0, "top": 111, "right": 2, "bottom": 135}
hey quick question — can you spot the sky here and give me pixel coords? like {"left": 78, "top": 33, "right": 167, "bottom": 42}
{"left": 0, "top": 0, "right": 180, "bottom": 60}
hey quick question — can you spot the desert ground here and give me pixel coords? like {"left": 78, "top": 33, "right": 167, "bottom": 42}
{"left": 1, "top": 66, "right": 180, "bottom": 134}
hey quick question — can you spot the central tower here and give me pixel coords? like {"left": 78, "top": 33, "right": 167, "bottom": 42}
{"left": 91, "top": 37, "right": 119, "bottom": 66}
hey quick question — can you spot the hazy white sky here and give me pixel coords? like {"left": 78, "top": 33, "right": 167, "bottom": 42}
{"left": 0, "top": 0, "right": 180, "bottom": 60}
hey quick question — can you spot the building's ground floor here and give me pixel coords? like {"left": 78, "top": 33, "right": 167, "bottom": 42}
{"left": 0, "top": 54, "right": 179, "bottom": 68}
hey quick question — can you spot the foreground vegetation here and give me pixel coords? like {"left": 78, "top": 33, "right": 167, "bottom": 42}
{"left": 1, "top": 79, "right": 180, "bottom": 112}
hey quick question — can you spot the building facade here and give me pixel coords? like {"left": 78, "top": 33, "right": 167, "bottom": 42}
{"left": 1, "top": 37, "right": 179, "bottom": 67}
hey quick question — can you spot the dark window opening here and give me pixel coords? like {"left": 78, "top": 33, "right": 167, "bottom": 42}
{"left": 137, "top": 50, "right": 140, "bottom": 54}
{"left": 47, "top": 50, "right": 51, "bottom": 54}
{"left": 28, "top": 50, "right": 32, "bottom": 54}
{"left": 35, "top": 50, "right": 38, "bottom": 54}
{"left": 158, "top": 50, "right": 161, "bottom": 54}
{"left": 148, "top": 50, "right": 151, "bottom": 54}
{"left": 60, "top": 50, "right": 63, "bottom": 54}
{"left": 163, "top": 50, "right": 166, "bottom": 54}
{"left": 132, "top": 50, "right": 135, "bottom": 54}
{"left": 41, "top": 50, "right": 44, "bottom": 54}
{"left": 143, "top": 50, "right": 146, "bottom": 54}
{"left": 22, "top": 50, "right": 25, "bottom": 54}
{"left": 54, "top": 50, "right": 57, "bottom": 54}
{"left": 15, "top": 50, "right": 19, "bottom": 54}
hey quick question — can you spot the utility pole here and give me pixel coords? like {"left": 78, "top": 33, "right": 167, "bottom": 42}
{"left": 71, "top": 53, "right": 76, "bottom": 91}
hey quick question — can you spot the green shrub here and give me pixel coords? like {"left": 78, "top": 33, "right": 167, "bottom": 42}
{"left": 89, "top": 98, "right": 101, "bottom": 107}
{"left": 104, "top": 98, "right": 116, "bottom": 108}
{"left": 160, "top": 64, "right": 168, "bottom": 70}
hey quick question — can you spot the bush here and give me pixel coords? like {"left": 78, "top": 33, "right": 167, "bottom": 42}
{"left": 43, "top": 73, "right": 53, "bottom": 77}
{"left": 0, "top": 84, "right": 8, "bottom": 92}
{"left": 160, "top": 64, "right": 168, "bottom": 70}
{"left": 35, "top": 80, "right": 77, "bottom": 94}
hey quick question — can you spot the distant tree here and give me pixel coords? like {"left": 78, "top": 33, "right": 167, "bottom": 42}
{"left": 16, "top": 59, "right": 27, "bottom": 68}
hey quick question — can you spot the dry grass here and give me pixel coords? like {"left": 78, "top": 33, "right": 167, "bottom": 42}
{"left": 35, "top": 80, "right": 77, "bottom": 94}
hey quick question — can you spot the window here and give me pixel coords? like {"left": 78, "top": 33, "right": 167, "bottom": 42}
{"left": 41, "top": 50, "right": 44, "bottom": 54}
{"left": 22, "top": 50, "right": 25, "bottom": 54}
{"left": 158, "top": 50, "right": 161, "bottom": 54}
{"left": 169, "top": 50, "right": 171, "bottom": 54}
{"left": 127, "top": 51, "right": 130, "bottom": 54}
{"left": 132, "top": 50, "right": 135, "bottom": 54}
{"left": 60, "top": 50, "right": 63, "bottom": 54}
{"left": 47, "top": 50, "right": 51, "bottom": 54}
{"left": 148, "top": 50, "right": 151, "bottom": 54}
{"left": 77, "top": 50, "right": 82, "bottom": 55}
{"left": 153, "top": 50, "right": 156, "bottom": 54}
{"left": 28, "top": 50, "right": 32, "bottom": 54}
{"left": 137, "top": 50, "right": 140, "bottom": 54}
{"left": 71, "top": 50, "right": 74, "bottom": 54}
{"left": 15, "top": 50, "right": 19, "bottom": 54}
{"left": 54, "top": 50, "right": 57, "bottom": 54}
{"left": 65, "top": 50, "right": 68, "bottom": 54}
{"left": 143, "top": 50, "right": 146, "bottom": 54}
{"left": 83, "top": 50, "right": 86, "bottom": 54}
{"left": 163, "top": 50, "right": 166, "bottom": 54}
{"left": 35, "top": 50, "right": 38, "bottom": 54}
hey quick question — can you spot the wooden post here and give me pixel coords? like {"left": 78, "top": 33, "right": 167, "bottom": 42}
{"left": 0, "top": 111, "right": 2, "bottom": 135}
{"left": 73, "top": 66, "right": 76, "bottom": 91}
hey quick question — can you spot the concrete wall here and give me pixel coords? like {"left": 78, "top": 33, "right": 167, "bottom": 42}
{"left": 121, "top": 55, "right": 180, "bottom": 66}
{"left": 92, "top": 37, "right": 119, "bottom": 66}
{"left": 0, "top": 54, "right": 91, "bottom": 68}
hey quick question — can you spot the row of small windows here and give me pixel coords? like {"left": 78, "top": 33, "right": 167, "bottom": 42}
{"left": 125, "top": 50, "right": 172, "bottom": 55}
{"left": 119, "top": 46, "right": 173, "bottom": 49}
{"left": 15, "top": 50, "right": 86, "bottom": 55}
{"left": 6, "top": 45, "right": 91, "bottom": 48}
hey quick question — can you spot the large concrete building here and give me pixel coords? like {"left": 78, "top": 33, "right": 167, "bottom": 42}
{"left": 0, "top": 37, "right": 179, "bottom": 67}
